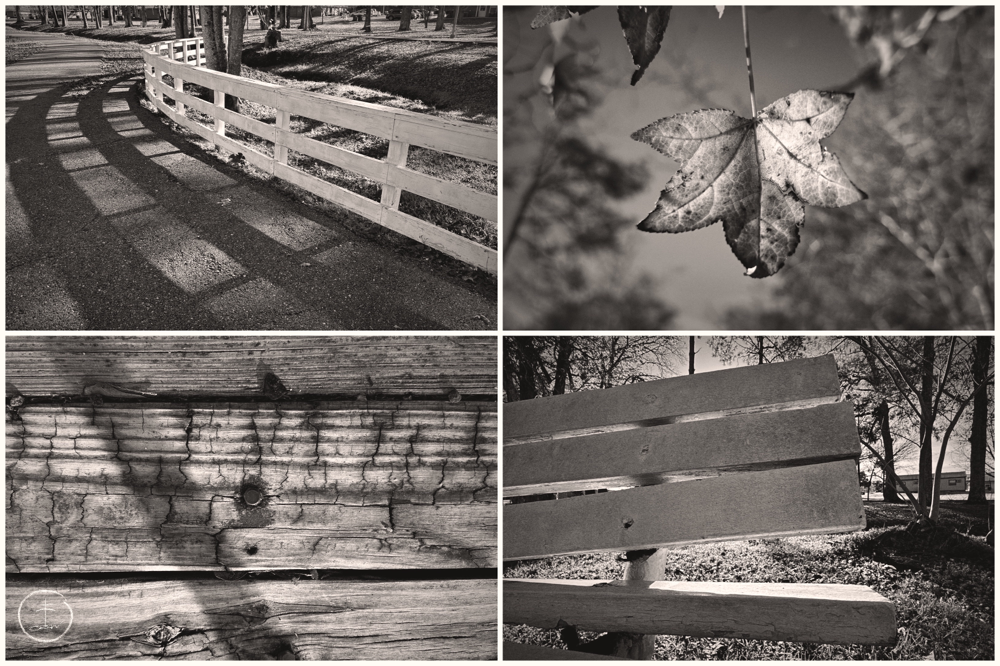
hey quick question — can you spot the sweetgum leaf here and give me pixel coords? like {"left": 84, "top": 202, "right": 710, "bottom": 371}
{"left": 632, "top": 89, "right": 867, "bottom": 277}
{"left": 617, "top": 7, "right": 672, "bottom": 85}
{"left": 530, "top": 6, "right": 598, "bottom": 29}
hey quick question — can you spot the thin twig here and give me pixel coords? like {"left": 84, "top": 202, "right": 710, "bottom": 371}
{"left": 742, "top": 6, "right": 757, "bottom": 117}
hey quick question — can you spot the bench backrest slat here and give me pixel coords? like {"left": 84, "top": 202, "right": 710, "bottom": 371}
{"left": 505, "top": 355, "right": 841, "bottom": 445}
{"left": 503, "top": 355, "right": 864, "bottom": 561}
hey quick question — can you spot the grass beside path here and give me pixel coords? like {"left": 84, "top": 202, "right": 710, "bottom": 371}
{"left": 6, "top": 35, "right": 42, "bottom": 63}
{"left": 504, "top": 501, "right": 994, "bottom": 660}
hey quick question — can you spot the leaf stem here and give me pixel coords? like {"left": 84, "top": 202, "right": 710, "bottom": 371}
{"left": 742, "top": 6, "right": 757, "bottom": 117}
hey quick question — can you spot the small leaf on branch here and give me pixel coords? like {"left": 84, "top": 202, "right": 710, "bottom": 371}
{"left": 530, "top": 6, "right": 598, "bottom": 29}
{"left": 632, "top": 89, "right": 867, "bottom": 277}
{"left": 617, "top": 7, "right": 672, "bottom": 85}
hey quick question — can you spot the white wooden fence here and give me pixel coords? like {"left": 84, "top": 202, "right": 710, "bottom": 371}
{"left": 141, "top": 38, "right": 498, "bottom": 274}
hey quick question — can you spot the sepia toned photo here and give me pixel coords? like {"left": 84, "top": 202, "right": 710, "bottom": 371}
{"left": 503, "top": 7, "right": 992, "bottom": 330}
{"left": 7, "top": 336, "right": 498, "bottom": 659}
{"left": 503, "top": 336, "right": 993, "bottom": 660}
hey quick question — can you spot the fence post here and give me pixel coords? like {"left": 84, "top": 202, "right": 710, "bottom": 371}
{"left": 380, "top": 136, "right": 409, "bottom": 210}
{"left": 174, "top": 74, "right": 185, "bottom": 116}
{"left": 214, "top": 90, "right": 225, "bottom": 140}
{"left": 275, "top": 109, "right": 291, "bottom": 166}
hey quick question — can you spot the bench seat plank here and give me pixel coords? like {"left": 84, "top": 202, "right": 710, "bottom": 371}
{"left": 505, "top": 355, "right": 841, "bottom": 445}
{"left": 505, "top": 579, "right": 897, "bottom": 646}
{"left": 505, "top": 402, "right": 859, "bottom": 496}
{"left": 504, "top": 460, "right": 864, "bottom": 560}
{"left": 6, "top": 578, "right": 497, "bottom": 659}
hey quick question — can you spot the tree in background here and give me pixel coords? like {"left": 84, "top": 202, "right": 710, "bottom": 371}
{"left": 707, "top": 337, "right": 806, "bottom": 366}
{"left": 434, "top": 5, "right": 445, "bottom": 31}
{"left": 171, "top": 5, "right": 187, "bottom": 38}
{"left": 361, "top": 6, "right": 370, "bottom": 33}
{"left": 725, "top": 8, "right": 993, "bottom": 329}
{"left": 200, "top": 5, "right": 245, "bottom": 110}
{"left": 298, "top": 5, "right": 312, "bottom": 30}
{"left": 398, "top": 7, "right": 411, "bottom": 32}
{"left": 503, "top": 337, "right": 683, "bottom": 402}
{"left": 158, "top": 5, "right": 170, "bottom": 28}
{"left": 967, "top": 337, "right": 993, "bottom": 504}
{"left": 503, "top": 10, "right": 676, "bottom": 329}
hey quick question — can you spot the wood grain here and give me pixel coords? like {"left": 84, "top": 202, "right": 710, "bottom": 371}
{"left": 504, "top": 402, "right": 860, "bottom": 496}
{"left": 6, "top": 337, "right": 497, "bottom": 398}
{"left": 6, "top": 578, "right": 497, "bottom": 659}
{"left": 505, "top": 579, "right": 897, "bottom": 646}
{"left": 504, "top": 460, "right": 865, "bottom": 560}
{"left": 504, "top": 355, "right": 841, "bottom": 445}
{"left": 7, "top": 402, "right": 497, "bottom": 572}
{"left": 504, "top": 642, "right": 628, "bottom": 660}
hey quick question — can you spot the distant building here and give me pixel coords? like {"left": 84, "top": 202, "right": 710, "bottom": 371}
{"left": 895, "top": 471, "right": 967, "bottom": 494}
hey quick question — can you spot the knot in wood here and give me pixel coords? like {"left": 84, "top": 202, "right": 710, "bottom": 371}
{"left": 136, "top": 623, "right": 183, "bottom": 647}
{"left": 242, "top": 488, "right": 263, "bottom": 506}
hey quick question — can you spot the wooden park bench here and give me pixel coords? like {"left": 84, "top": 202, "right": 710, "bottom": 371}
{"left": 502, "top": 355, "right": 897, "bottom": 659}
{"left": 6, "top": 336, "right": 497, "bottom": 659}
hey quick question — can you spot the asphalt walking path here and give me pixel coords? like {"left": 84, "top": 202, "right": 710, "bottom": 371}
{"left": 6, "top": 28, "right": 496, "bottom": 331}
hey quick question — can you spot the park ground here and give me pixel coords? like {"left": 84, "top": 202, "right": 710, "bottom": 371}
{"left": 7, "top": 13, "right": 498, "bottom": 329}
{"left": 504, "top": 501, "right": 994, "bottom": 660}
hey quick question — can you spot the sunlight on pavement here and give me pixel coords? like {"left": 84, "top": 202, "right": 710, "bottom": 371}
{"left": 58, "top": 147, "right": 109, "bottom": 171}
{"left": 222, "top": 187, "right": 339, "bottom": 251}
{"left": 111, "top": 207, "right": 247, "bottom": 294}
{"left": 150, "top": 153, "right": 236, "bottom": 191}
{"left": 202, "top": 278, "right": 335, "bottom": 329}
{"left": 70, "top": 165, "right": 156, "bottom": 216}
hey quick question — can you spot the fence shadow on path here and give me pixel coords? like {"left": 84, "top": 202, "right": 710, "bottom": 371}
{"left": 6, "top": 72, "right": 496, "bottom": 331}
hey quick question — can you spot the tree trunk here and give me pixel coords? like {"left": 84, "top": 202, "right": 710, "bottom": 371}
{"left": 361, "top": 6, "right": 370, "bottom": 32}
{"left": 189, "top": 4, "right": 197, "bottom": 36}
{"left": 80, "top": 5, "right": 87, "bottom": 27}
{"left": 159, "top": 5, "right": 169, "bottom": 28}
{"left": 49, "top": 5, "right": 58, "bottom": 26}
{"left": 917, "top": 336, "right": 935, "bottom": 514}
{"left": 224, "top": 5, "right": 247, "bottom": 112}
{"left": 172, "top": 5, "right": 185, "bottom": 38}
{"left": 423, "top": 5, "right": 428, "bottom": 28}
{"left": 877, "top": 400, "right": 901, "bottom": 502}
{"left": 757, "top": 336, "right": 765, "bottom": 364}
{"left": 93, "top": 5, "right": 101, "bottom": 27}
{"left": 298, "top": 5, "right": 310, "bottom": 29}
{"left": 107, "top": 3, "right": 114, "bottom": 24}
{"left": 140, "top": 5, "right": 146, "bottom": 26}
{"left": 435, "top": 6, "right": 445, "bottom": 31}
{"left": 14, "top": 6, "right": 23, "bottom": 26}
{"left": 281, "top": 5, "right": 288, "bottom": 29}
{"left": 59, "top": 5, "right": 67, "bottom": 26}
{"left": 450, "top": 5, "right": 457, "bottom": 37}
{"left": 200, "top": 5, "right": 225, "bottom": 71}
{"left": 123, "top": 4, "right": 131, "bottom": 26}
{"left": 552, "top": 339, "right": 574, "bottom": 396}
{"left": 399, "top": 7, "right": 411, "bottom": 31}
{"left": 967, "top": 336, "right": 991, "bottom": 504}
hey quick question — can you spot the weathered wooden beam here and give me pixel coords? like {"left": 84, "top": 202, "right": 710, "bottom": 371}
{"left": 504, "top": 578, "right": 898, "bottom": 646}
{"left": 504, "top": 460, "right": 864, "bottom": 560}
{"left": 5, "top": 337, "right": 496, "bottom": 398}
{"left": 504, "top": 402, "right": 860, "bottom": 496}
{"left": 6, "top": 577, "right": 497, "bottom": 659}
{"left": 503, "top": 642, "right": 629, "bottom": 660}
{"left": 7, "top": 402, "right": 497, "bottom": 572}
{"left": 504, "top": 355, "right": 841, "bottom": 445}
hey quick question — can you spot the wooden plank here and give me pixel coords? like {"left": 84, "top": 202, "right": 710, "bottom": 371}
{"left": 392, "top": 115, "right": 497, "bottom": 165}
{"left": 273, "top": 162, "right": 383, "bottom": 220}
{"left": 503, "top": 460, "right": 865, "bottom": 560}
{"left": 380, "top": 207, "right": 497, "bottom": 275}
{"left": 7, "top": 401, "right": 497, "bottom": 572}
{"left": 6, "top": 337, "right": 497, "bottom": 397}
{"left": 505, "top": 355, "right": 842, "bottom": 445}
{"left": 278, "top": 128, "right": 387, "bottom": 182}
{"left": 504, "top": 579, "right": 897, "bottom": 646}
{"left": 504, "top": 402, "right": 860, "bottom": 497}
{"left": 280, "top": 87, "right": 396, "bottom": 138}
{"left": 387, "top": 164, "right": 498, "bottom": 221}
{"left": 150, "top": 55, "right": 280, "bottom": 107}
{"left": 504, "top": 642, "right": 629, "bottom": 660}
{"left": 380, "top": 139, "right": 409, "bottom": 209}
{"left": 170, "top": 88, "right": 276, "bottom": 142}
{"left": 6, "top": 578, "right": 497, "bottom": 659}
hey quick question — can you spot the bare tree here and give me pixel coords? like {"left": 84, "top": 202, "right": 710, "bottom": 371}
{"left": 361, "top": 6, "right": 370, "bottom": 33}
{"left": 966, "top": 336, "right": 992, "bottom": 504}
{"left": 434, "top": 5, "right": 445, "bottom": 31}
{"left": 398, "top": 7, "right": 411, "bottom": 31}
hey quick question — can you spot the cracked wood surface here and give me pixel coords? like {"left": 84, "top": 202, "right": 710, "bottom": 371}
{"left": 6, "top": 577, "right": 497, "bottom": 659}
{"left": 7, "top": 401, "right": 497, "bottom": 572}
{"left": 6, "top": 336, "right": 496, "bottom": 398}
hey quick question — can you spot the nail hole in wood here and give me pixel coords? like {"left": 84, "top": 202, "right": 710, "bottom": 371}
{"left": 246, "top": 545, "right": 258, "bottom": 555}
{"left": 243, "top": 488, "right": 263, "bottom": 506}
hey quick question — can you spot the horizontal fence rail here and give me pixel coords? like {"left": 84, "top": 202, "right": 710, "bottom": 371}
{"left": 141, "top": 38, "right": 498, "bottom": 274}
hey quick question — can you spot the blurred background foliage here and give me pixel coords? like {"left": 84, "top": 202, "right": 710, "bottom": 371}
{"left": 503, "top": 7, "right": 993, "bottom": 330}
